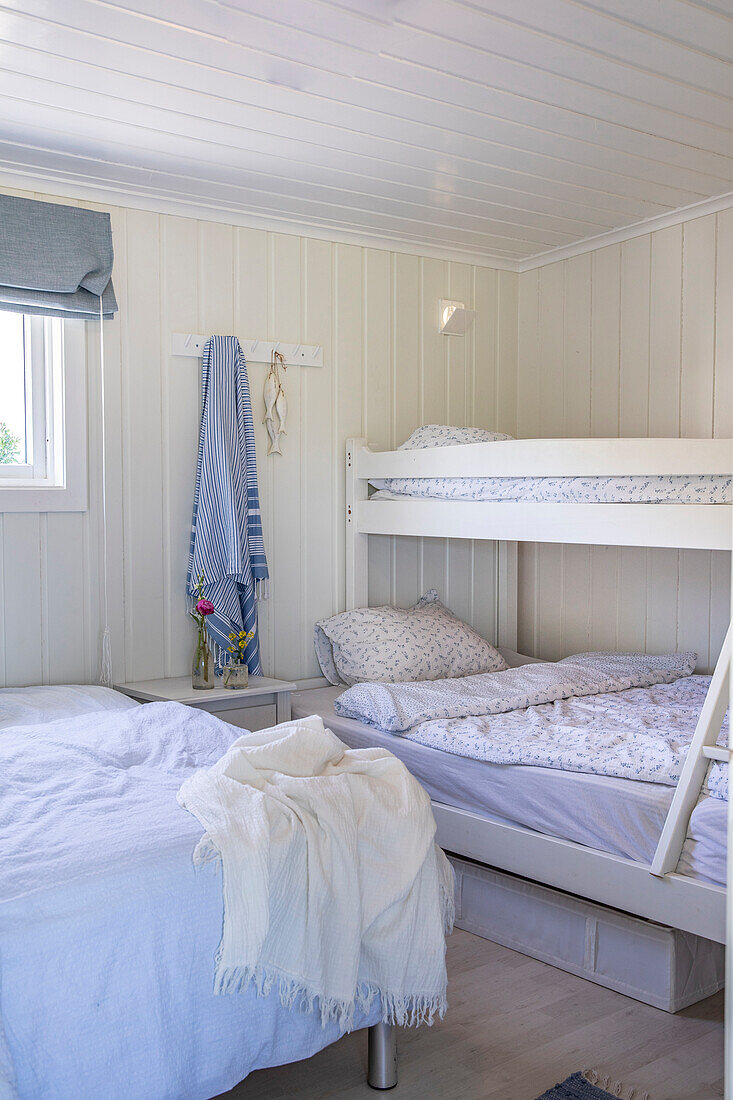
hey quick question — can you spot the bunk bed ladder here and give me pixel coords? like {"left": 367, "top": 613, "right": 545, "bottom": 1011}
{"left": 650, "top": 621, "right": 731, "bottom": 878}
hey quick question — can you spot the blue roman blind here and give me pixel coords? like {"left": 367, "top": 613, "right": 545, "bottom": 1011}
{"left": 0, "top": 193, "right": 117, "bottom": 319}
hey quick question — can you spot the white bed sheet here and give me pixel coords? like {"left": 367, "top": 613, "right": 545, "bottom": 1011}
{"left": 371, "top": 474, "right": 732, "bottom": 504}
{"left": 292, "top": 686, "right": 726, "bottom": 887}
{"left": 0, "top": 690, "right": 377, "bottom": 1100}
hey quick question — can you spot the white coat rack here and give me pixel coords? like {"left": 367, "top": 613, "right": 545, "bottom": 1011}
{"left": 171, "top": 334, "right": 323, "bottom": 367}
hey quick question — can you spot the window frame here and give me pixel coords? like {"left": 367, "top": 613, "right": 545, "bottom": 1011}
{"left": 0, "top": 316, "right": 87, "bottom": 512}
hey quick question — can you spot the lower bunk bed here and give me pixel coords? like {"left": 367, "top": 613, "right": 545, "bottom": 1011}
{"left": 292, "top": 653, "right": 727, "bottom": 1013}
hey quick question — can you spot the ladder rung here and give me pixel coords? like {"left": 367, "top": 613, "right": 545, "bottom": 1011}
{"left": 702, "top": 746, "right": 729, "bottom": 762}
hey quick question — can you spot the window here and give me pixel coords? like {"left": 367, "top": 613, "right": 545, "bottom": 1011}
{"left": 0, "top": 312, "right": 86, "bottom": 511}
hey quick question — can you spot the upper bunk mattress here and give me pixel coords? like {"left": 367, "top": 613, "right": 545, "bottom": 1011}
{"left": 372, "top": 475, "right": 732, "bottom": 504}
{"left": 291, "top": 685, "right": 726, "bottom": 887}
{"left": 371, "top": 425, "right": 732, "bottom": 504}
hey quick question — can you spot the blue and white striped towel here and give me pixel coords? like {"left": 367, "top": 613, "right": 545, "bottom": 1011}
{"left": 188, "top": 336, "right": 269, "bottom": 675}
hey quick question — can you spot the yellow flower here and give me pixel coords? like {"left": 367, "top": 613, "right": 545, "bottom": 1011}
{"left": 238, "top": 631, "right": 246, "bottom": 639}
{"left": 228, "top": 633, "right": 236, "bottom": 641}
{"left": 227, "top": 646, "right": 236, "bottom": 653}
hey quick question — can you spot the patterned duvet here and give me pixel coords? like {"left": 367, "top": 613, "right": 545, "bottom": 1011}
{"left": 335, "top": 654, "right": 729, "bottom": 798}
{"left": 372, "top": 475, "right": 731, "bottom": 504}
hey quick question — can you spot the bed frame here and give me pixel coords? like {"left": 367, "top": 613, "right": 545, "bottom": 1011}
{"left": 345, "top": 436, "right": 732, "bottom": 945}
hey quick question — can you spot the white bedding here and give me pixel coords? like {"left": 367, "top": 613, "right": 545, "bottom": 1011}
{"left": 371, "top": 475, "right": 732, "bottom": 504}
{"left": 0, "top": 690, "right": 379, "bottom": 1100}
{"left": 0, "top": 683, "right": 138, "bottom": 728}
{"left": 292, "top": 686, "right": 727, "bottom": 887}
{"left": 371, "top": 424, "right": 733, "bottom": 504}
{"left": 333, "top": 653, "right": 727, "bottom": 795}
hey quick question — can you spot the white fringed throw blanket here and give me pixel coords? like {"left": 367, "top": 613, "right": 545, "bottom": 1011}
{"left": 178, "top": 715, "right": 454, "bottom": 1029}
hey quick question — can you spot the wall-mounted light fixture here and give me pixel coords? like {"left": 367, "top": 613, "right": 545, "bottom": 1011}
{"left": 439, "top": 299, "right": 476, "bottom": 336}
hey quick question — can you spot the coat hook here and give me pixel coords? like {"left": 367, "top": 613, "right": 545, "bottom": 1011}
{"left": 184, "top": 334, "right": 192, "bottom": 347}
{"left": 251, "top": 339, "right": 258, "bottom": 353}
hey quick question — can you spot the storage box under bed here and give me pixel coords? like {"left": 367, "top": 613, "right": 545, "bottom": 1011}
{"left": 449, "top": 855, "right": 724, "bottom": 1012}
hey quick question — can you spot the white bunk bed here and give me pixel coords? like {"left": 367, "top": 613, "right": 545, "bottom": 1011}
{"left": 344, "top": 435, "right": 732, "bottom": 946}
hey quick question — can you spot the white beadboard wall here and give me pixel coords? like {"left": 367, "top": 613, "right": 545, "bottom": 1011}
{"left": 0, "top": 186, "right": 517, "bottom": 687}
{"left": 516, "top": 211, "right": 733, "bottom": 672}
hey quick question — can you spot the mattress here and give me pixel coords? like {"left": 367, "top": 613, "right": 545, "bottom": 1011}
{"left": 371, "top": 474, "right": 732, "bottom": 504}
{"left": 291, "top": 685, "right": 726, "bottom": 887}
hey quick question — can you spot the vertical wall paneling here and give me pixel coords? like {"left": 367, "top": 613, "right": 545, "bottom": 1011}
{"left": 122, "top": 209, "right": 165, "bottom": 682}
{"left": 7, "top": 182, "right": 726, "bottom": 686}
{"left": 301, "top": 238, "right": 334, "bottom": 677}
{"left": 268, "top": 234, "right": 302, "bottom": 679}
{"left": 3, "top": 515, "right": 43, "bottom": 686}
{"left": 1, "top": 185, "right": 516, "bottom": 686}
{"left": 334, "top": 244, "right": 364, "bottom": 629}
{"left": 496, "top": 271, "right": 518, "bottom": 438}
{"left": 714, "top": 209, "right": 733, "bottom": 439}
{"left": 391, "top": 253, "right": 420, "bottom": 611}
{"left": 365, "top": 248, "right": 393, "bottom": 610}
{"left": 235, "top": 227, "right": 272, "bottom": 673}
{"left": 162, "top": 217, "right": 200, "bottom": 679}
{"left": 516, "top": 213, "right": 731, "bottom": 673}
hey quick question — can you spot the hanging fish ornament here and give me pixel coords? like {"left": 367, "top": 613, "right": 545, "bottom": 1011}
{"left": 266, "top": 415, "right": 282, "bottom": 456}
{"left": 275, "top": 382, "right": 288, "bottom": 436}
{"left": 263, "top": 349, "right": 287, "bottom": 455}
{"left": 263, "top": 369, "right": 277, "bottom": 426}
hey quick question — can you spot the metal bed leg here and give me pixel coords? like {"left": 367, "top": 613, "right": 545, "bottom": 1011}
{"left": 367, "top": 1022, "right": 397, "bottom": 1090}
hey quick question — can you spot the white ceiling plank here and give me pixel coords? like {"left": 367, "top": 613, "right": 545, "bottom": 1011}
{"left": 0, "top": 2, "right": 719, "bottom": 188}
{"left": 3, "top": 21, "right": 730, "bottom": 195}
{"left": 386, "top": 19, "right": 733, "bottom": 133}
{"left": 0, "top": 148, "right": 527, "bottom": 260}
{"left": 0, "top": 64, "right": 705, "bottom": 221}
{"left": 0, "top": 69, "right": 611, "bottom": 240}
{"left": 8, "top": 0, "right": 733, "bottom": 161}
{"left": 445, "top": 0, "right": 733, "bottom": 95}
{"left": 0, "top": 0, "right": 730, "bottom": 263}
{"left": 2, "top": 35, "right": 728, "bottom": 209}
{"left": 1, "top": 4, "right": 725, "bottom": 208}
{"left": 0, "top": 113, "right": 557, "bottom": 252}
{"left": 573, "top": 0, "right": 733, "bottom": 59}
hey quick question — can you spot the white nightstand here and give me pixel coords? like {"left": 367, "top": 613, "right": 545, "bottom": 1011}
{"left": 113, "top": 675, "right": 297, "bottom": 732}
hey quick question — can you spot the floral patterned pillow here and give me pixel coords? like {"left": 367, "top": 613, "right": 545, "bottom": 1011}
{"left": 314, "top": 590, "right": 507, "bottom": 686}
{"left": 398, "top": 425, "right": 513, "bottom": 449}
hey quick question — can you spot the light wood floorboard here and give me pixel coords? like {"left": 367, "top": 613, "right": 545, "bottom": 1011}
{"left": 219, "top": 929, "right": 723, "bottom": 1100}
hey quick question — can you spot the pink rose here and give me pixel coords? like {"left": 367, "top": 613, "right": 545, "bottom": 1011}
{"left": 196, "top": 598, "right": 215, "bottom": 616}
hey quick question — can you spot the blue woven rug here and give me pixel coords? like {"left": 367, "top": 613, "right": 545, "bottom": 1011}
{"left": 535, "top": 1072, "right": 620, "bottom": 1099}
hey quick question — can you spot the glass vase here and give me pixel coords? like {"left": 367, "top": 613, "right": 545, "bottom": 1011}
{"left": 192, "top": 634, "right": 214, "bottom": 689}
{"left": 223, "top": 662, "right": 249, "bottom": 690}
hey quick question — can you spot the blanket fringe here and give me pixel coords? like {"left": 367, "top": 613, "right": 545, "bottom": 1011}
{"left": 192, "top": 837, "right": 453, "bottom": 1031}
{"left": 214, "top": 962, "right": 448, "bottom": 1032}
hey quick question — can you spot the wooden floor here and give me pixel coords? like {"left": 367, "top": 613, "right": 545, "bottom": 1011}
{"left": 222, "top": 929, "right": 724, "bottom": 1100}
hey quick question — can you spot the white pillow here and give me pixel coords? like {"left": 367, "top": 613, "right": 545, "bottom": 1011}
{"left": 314, "top": 590, "right": 507, "bottom": 686}
{"left": 398, "top": 425, "right": 513, "bottom": 449}
{"left": 0, "top": 685, "right": 139, "bottom": 730}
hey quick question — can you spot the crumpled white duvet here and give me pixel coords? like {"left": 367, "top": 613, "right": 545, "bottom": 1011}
{"left": 177, "top": 714, "right": 454, "bottom": 1030}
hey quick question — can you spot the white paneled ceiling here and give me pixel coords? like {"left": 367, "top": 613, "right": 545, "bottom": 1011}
{"left": 0, "top": 0, "right": 732, "bottom": 266}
